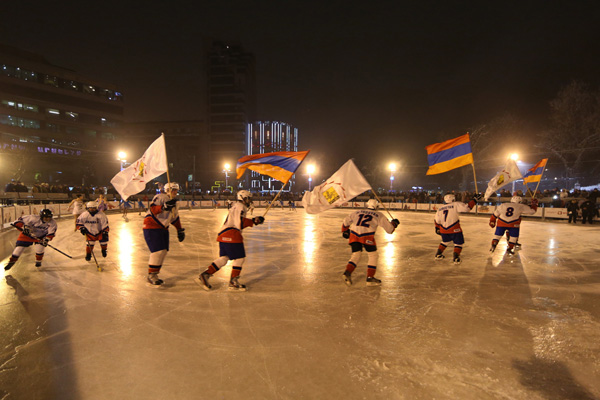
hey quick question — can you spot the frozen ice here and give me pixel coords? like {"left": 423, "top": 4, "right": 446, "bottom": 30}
{"left": 1, "top": 208, "right": 599, "bottom": 399}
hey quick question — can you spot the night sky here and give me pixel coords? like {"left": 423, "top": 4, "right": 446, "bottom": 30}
{"left": 2, "top": 1, "right": 600, "bottom": 180}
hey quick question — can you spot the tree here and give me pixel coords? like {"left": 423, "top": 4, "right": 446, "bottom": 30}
{"left": 540, "top": 81, "right": 600, "bottom": 185}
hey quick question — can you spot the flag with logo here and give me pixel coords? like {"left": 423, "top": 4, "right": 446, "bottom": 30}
{"left": 110, "top": 135, "right": 168, "bottom": 200}
{"left": 425, "top": 133, "right": 474, "bottom": 175}
{"left": 522, "top": 158, "right": 548, "bottom": 184}
{"left": 484, "top": 158, "right": 523, "bottom": 200}
{"left": 236, "top": 151, "right": 310, "bottom": 184}
{"left": 302, "top": 159, "right": 372, "bottom": 214}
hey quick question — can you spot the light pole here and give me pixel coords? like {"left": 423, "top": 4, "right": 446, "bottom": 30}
{"left": 389, "top": 162, "right": 397, "bottom": 192}
{"left": 223, "top": 163, "right": 231, "bottom": 192}
{"left": 117, "top": 151, "right": 127, "bottom": 171}
{"left": 510, "top": 153, "right": 519, "bottom": 194}
{"left": 307, "top": 164, "right": 315, "bottom": 191}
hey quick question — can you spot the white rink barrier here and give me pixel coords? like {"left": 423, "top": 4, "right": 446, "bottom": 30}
{"left": 1, "top": 202, "right": 575, "bottom": 230}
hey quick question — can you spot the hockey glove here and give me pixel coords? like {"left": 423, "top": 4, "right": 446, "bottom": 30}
{"left": 101, "top": 232, "right": 109, "bottom": 242}
{"left": 163, "top": 198, "right": 178, "bottom": 211}
{"left": 342, "top": 230, "right": 350, "bottom": 239}
{"left": 391, "top": 219, "right": 400, "bottom": 228}
{"left": 22, "top": 226, "right": 31, "bottom": 236}
{"left": 489, "top": 221, "right": 496, "bottom": 228}
{"left": 253, "top": 216, "right": 265, "bottom": 225}
{"left": 177, "top": 229, "right": 185, "bottom": 242}
{"left": 80, "top": 227, "right": 89, "bottom": 236}
{"left": 39, "top": 237, "right": 49, "bottom": 247}
{"left": 473, "top": 193, "right": 483, "bottom": 202}
{"left": 531, "top": 198, "right": 539, "bottom": 208}
{"left": 435, "top": 227, "right": 441, "bottom": 235}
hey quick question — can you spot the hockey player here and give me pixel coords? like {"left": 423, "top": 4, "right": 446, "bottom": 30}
{"left": 76, "top": 201, "right": 110, "bottom": 260}
{"left": 489, "top": 196, "right": 538, "bottom": 255}
{"left": 4, "top": 209, "right": 57, "bottom": 270}
{"left": 434, "top": 193, "right": 480, "bottom": 264}
{"left": 341, "top": 199, "right": 399, "bottom": 286}
{"left": 67, "top": 194, "right": 85, "bottom": 231}
{"left": 143, "top": 182, "right": 186, "bottom": 286}
{"left": 199, "top": 190, "right": 265, "bottom": 291}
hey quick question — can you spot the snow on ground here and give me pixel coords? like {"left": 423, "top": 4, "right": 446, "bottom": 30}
{"left": 1, "top": 208, "right": 599, "bottom": 399}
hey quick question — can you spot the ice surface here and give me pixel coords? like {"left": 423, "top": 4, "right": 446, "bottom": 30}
{"left": 1, "top": 208, "right": 599, "bottom": 399}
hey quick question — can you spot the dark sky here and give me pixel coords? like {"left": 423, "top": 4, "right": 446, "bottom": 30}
{"left": 2, "top": 1, "right": 600, "bottom": 177}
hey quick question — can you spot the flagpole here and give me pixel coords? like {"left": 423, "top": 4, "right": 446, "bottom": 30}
{"left": 161, "top": 133, "right": 174, "bottom": 199}
{"left": 531, "top": 168, "right": 547, "bottom": 200}
{"left": 471, "top": 162, "right": 479, "bottom": 194}
{"left": 263, "top": 181, "right": 289, "bottom": 217}
{"left": 370, "top": 190, "right": 395, "bottom": 219}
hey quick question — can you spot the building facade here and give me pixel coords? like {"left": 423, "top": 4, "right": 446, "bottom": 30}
{"left": 121, "top": 120, "right": 208, "bottom": 194}
{"left": 0, "top": 44, "right": 124, "bottom": 187}
{"left": 207, "top": 41, "right": 256, "bottom": 186}
{"left": 246, "top": 121, "right": 299, "bottom": 192}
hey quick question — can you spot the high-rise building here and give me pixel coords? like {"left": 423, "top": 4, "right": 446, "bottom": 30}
{"left": 207, "top": 41, "right": 256, "bottom": 185}
{"left": 246, "top": 121, "right": 299, "bottom": 192}
{"left": 0, "top": 44, "right": 124, "bottom": 187}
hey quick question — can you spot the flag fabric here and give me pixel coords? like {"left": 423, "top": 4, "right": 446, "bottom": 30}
{"left": 236, "top": 151, "right": 310, "bottom": 183}
{"left": 522, "top": 158, "right": 548, "bottom": 184}
{"left": 425, "top": 133, "right": 474, "bottom": 175}
{"left": 302, "top": 159, "right": 372, "bottom": 214}
{"left": 110, "top": 135, "right": 168, "bottom": 200}
{"left": 484, "top": 158, "right": 523, "bottom": 200}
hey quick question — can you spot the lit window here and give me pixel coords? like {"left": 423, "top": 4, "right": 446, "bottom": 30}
{"left": 47, "top": 109, "right": 60, "bottom": 115}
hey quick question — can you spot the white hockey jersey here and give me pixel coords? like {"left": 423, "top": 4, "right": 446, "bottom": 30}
{"left": 491, "top": 202, "right": 536, "bottom": 227}
{"left": 342, "top": 209, "right": 396, "bottom": 246}
{"left": 434, "top": 202, "right": 473, "bottom": 234}
{"left": 76, "top": 211, "right": 109, "bottom": 236}
{"left": 143, "top": 193, "right": 182, "bottom": 230}
{"left": 217, "top": 201, "right": 255, "bottom": 243}
{"left": 13, "top": 214, "right": 57, "bottom": 243}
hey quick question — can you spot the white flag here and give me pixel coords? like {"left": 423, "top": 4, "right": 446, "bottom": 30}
{"left": 302, "top": 159, "right": 372, "bottom": 214}
{"left": 484, "top": 158, "right": 523, "bottom": 200}
{"left": 110, "top": 135, "right": 168, "bottom": 200}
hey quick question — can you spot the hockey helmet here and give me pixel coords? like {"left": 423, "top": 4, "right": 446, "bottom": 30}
{"left": 237, "top": 190, "right": 252, "bottom": 203}
{"left": 86, "top": 201, "right": 98, "bottom": 209}
{"left": 366, "top": 199, "right": 379, "bottom": 210}
{"left": 511, "top": 196, "right": 522, "bottom": 204}
{"left": 40, "top": 208, "right": 53, "bottom": 220}
{"left": 164, "top": 182, "right": 179, "bottom": 192}
{"left": 444, "top": 194, "right": 455, "bottom": 204}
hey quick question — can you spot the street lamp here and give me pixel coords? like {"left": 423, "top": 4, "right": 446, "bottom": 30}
{"left": 223, "top": 163, "right": 231, "bottom": 192}
{"left": 117, "top": 151, "right": 127, "bottom": 171}
{"left": 510, "top": 153, "right": 519, "bottom": 194}
{"left": 307, "top": 164, "right": 316, "bottom": 191}
{"left": 389, "top": 162, "right": 397, "bottom": 192}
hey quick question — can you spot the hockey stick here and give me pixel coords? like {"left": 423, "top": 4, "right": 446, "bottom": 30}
{"left": 86, "top": 239, "right": 102, "bottom": 271}
{"left": 10, "top": 223, "right": 73, "bottom": 258}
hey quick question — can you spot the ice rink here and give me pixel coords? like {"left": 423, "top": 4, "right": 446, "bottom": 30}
{"left": 1, "top": 207, "right": 599, "bottom": 400}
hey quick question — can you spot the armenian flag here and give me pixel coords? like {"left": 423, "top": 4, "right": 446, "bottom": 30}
{"left": 425, "top": 133, "right": 474, "bottom": 175}
{"left": 523, "top": 158, "right": 548, "bottom": 184}
{"left": 236, "top": 151, "right": 310, "bottom": 183}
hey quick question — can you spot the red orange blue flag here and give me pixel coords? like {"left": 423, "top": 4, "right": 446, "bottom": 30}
{"left": 425, "top": 133, "right": 474, "bottom": 175}
{"left": 523, "top": 158, "right": 548, "bottom": 184}
{"left": 236, "top": 151, "right": 310, "bottom": 184}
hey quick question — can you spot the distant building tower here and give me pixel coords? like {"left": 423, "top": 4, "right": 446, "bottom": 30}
{"left": 207, "top": 41, "right": 256, "bottom": 188}
{"left": 246, "top": 121, "right": 299, "bottom": 192}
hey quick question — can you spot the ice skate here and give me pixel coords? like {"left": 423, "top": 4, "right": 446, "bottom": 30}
{"left": 101, "top": 249, "right": 107, "bottom": 258}
{"left": 434, "top": 253, "right": 445, "bottom": 260}
{"left": 147, "top": 273, "right": 164, "bottom": 286}
{"left": 198, "top": 272, "right": 212, "bottom": 291}
{"left": 506, "top": 248, "right": 515, "bottom": 256}
{"left": 85, "top": 253, "right": 92, "bottom": 261}
{"left": 453, "top": 253, "right": 461, "bottom": 265}
{"left": 366, "top": 276, "right": 382, "bottom": 286}
{"left": 4, "top": 261, "right": 15, "bottom": 271}
{"left": 35, "top": 261, "right": 42, "bottom": 268}
{"left": 515, "top": 242, "right": 522, "bottom": 249}
{"left": 228, "top": 276, "right": 247, "bottom": 291}
{"left": 489, "top": 244, "right": 497, "bottom": 253}
{"left": 343, "top": 271, "right": 353, "bottom": 286}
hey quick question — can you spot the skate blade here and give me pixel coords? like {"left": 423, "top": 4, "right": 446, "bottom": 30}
{"left": 365, "top": 281, "right": 381, "bottom": 287}
{"left": 228, "top": 286, "right": 247, "bottom": 292}
{"left": 194, "top": 278, "right": 212, "bottom": 291}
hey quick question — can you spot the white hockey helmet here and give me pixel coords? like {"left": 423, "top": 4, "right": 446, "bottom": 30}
{"left": 237, "top": 190, "right": 252, "bottom": 202}
{"left": 511, "top": 196, "right": 522, "bottom": 204}
{"left": 86, "top": 201, "right": 98, "bottom": 209}
{"left": 444, "top": 194, "right": 455, "bottom": 204}
{"left": 164, "top": 182, "right": 179, "bottom": 191}
{"left": 366, "top": 199, "right": 379, "bottom": 210}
